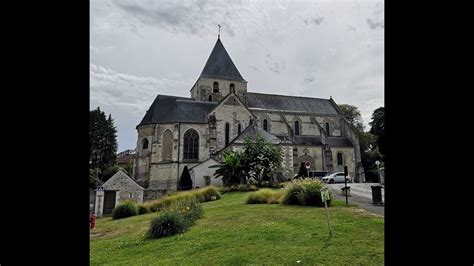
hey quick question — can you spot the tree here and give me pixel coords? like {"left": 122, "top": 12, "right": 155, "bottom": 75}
{"left": 369, "top": 107, "right": 385, "bottom": 155}
{"left": 210, "top": 133, "right": 283, "bottom": 186}
{"left": 296, "top": 162, "right": 307, "bottom": 178}
{"left": 210, "top": 150, "right": 244, "bottom": 185}
{"left": 89, "top": 107, "right": 118, "bottom": 184}
{"left": 179, "top": 166, "right": 193, "bottom": 190}
{"left": 339, "top": 104, "right": 365, "bottom": 132}
{"left": 241, "top": 133, "right": 283, "bottom": 186}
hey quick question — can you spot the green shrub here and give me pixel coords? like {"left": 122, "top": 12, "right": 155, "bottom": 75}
{"left": 146, "top": 197, "right": 204, "bottom": 239}
{"left": 137, "top": 204, "right": 150, "bottom": 215}
{"left": 147, "top": 210, "right": 188, "bottom": 239}
{"left": 143, "top": 186, "right": 221, "bottom": 212}
{"left": 112, "top": 200, "right": 139, "bottom": 219}
{"left": 282, "top": 182, "right": 305, "bottom": 205}
{"left": 246, "top": 189, "right": 283, "bottom": 204}
{"left": 167, "top": 198, "right": 203, "bottom": 225}
{"left": 197, "top": 186, "right": 221, "bottom": 201}
{"left": 282, "top": 179, "right": 332, "bottom": 207}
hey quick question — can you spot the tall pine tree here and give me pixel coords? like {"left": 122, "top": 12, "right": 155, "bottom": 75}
{"left": 90, "top": 107, "right": 118, "bottom": 183}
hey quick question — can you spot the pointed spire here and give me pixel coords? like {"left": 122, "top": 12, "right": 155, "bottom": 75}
{"left": 218, "top": 24, "right": 221, "bottom": 39}
{"left": 200, "top": 38, "right": 246, "bottom": 82}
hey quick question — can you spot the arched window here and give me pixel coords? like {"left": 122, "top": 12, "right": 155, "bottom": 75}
{"left": 294, "top": 121, "right": 300, "bottom": 135}
{"left": 208, "top": 95, "right": 212, "bottom": 102}
{"left": 263, "top": 119, "right": 268, "bottom": 131}
{"left": 238, "top": 124, "right": 242, "bottom": 135}
{"left": 325, "top": 122, "right": 330, "bottom": 137}
{"left": 213, "top": 82, "right": 219, "bottom": 93}
{"left": 162, "top": 130, "right": 173, "bottom": 161}
{"left": 142, "top": 138, "right": 149, "bottom": 150}
{"left": 230, "top": 83, "right": 235, "bottom": 92}
{"left": 337, "top": 152, "right": 343, "bottom": 166}
{"left": 183, "top": 129, "right": 199, "bottom": 160}
{"left": 225, "top": 123, "right": 230, "bottom": 146}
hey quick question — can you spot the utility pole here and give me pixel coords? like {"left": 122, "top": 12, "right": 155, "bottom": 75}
{"left": 344, "top": 166, "right": 348, "bottom": 206}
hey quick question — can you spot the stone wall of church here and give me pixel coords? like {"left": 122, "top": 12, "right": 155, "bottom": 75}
{"left": 211, "top": 95, "right": 253, "bottom": 151}
{"left": 314, "top": 115, "right": 343, "bottom": 137}
{"left": 135, "top": 125, "right": 155, "bottom": 182}
{"left": 191, "top": 77, "right": 247, "bottom": 102}
{"left": 293, "top": 145, "right": 324, "bottom": 173}
{"left": 330, "top": 147, "right": 356, "bottom": 177}
{"left": 251, "top": 110, "right": 337, "bottom": 137}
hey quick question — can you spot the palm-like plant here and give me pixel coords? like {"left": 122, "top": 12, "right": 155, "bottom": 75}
{"left": 210, "top": 150, "right": 244, "bottom": 185}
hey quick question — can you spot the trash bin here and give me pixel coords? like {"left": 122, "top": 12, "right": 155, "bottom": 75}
{"left": 371, "top": 185, "right": 383, "bottom": 205}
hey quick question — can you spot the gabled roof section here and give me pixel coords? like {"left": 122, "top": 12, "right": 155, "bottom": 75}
{"left": 200, "top": 38, "right": 246, "bottom": 82}
{"left": 137, "top": 95, "right": 217, "bottom": 127}
{"left": 245, "top": 92, "right": 339, "bottom": 115}
{"left": 232, "top": 122, "right": 282, "bottom": 145}
{"left": 207, "top": 91, "right": 255, "bottom": 119}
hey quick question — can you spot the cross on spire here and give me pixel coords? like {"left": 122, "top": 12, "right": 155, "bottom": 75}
{"left": 218, "top": 24, "right": 221, "bottom": 39}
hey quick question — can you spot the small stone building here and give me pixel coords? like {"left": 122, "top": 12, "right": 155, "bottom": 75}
{"left": 188, "top": 158, "right": 223, "bottom": 188}
{"left": 94, "top": 170, "right": 144, "bottom": 217}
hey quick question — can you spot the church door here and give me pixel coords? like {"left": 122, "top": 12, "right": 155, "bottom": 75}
{"left": 103, "top": 191, "right": 117, "bottom": 215}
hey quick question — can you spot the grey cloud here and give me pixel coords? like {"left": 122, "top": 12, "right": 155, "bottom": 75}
{"left": 113, "top": 0, "right": 243, "bottom": 36}
{"left": 367, "top": 18, "right": 384, "bottom": 30}
{"left": 265, "top": 54, "right": 285, "bottom": 74}
{"left": 304, "top": 16, "right": 324, "bottom": 26}
{"left": 304, "top": 77, "right": 315, "bottom": 84}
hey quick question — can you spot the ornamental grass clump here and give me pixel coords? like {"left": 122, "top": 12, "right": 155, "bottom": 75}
{"left": 246, "top": 189, "right": 283, "bottom": 204}
{"left": 282, "top": 179, "right": 332, "bottom": 207}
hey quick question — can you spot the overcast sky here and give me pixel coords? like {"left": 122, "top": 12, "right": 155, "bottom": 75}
{"left": 90, "top": 0, "right": 384, "bottom": 151}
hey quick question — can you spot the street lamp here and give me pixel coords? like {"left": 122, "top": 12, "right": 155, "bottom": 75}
{"left": 375, "top": 160, "right": 380, "bottom": 183}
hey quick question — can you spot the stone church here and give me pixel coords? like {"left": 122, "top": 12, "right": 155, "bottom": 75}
{"left": 133, "top": 37, "right": 364, "bottom": 196}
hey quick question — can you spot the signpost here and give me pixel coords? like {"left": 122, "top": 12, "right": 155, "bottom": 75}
{"left": 344, "top": 166, "right": 348, "bottom": 206}
{"left": 320, "top": 186, "right": 332, "bottom": 237}
{"left": 305, "top": 161, "right": 310, "bottom": 178}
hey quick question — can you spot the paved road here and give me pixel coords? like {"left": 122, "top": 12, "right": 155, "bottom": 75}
{"left": 328, "top": 183, "right": 384, "bottom": 216}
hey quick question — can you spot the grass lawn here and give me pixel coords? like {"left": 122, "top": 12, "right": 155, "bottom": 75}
{"left": 90, "top": 192, "right": 384, "bottom": 265}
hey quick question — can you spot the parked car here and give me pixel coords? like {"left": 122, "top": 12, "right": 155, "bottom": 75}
{"left": 322, "top": 172, "right": 352, "bottom": 183}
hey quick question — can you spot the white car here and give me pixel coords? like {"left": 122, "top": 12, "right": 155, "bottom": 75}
{"left": 322, "top": 172, "right": 352, "bottom": 183}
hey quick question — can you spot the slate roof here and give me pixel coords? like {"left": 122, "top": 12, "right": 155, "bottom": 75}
{"left": 292, "top": 136, "right": 323, "bottom": 146}
{"left": 326, "top": 137, "right": 354, "bottom": 147}
{"left": 245, "top": 92, "right": 340, "bottom": 115}
{"left": 200, "top": 38, "right": 246, "bottom": 82}
{"left": 137, "top": 95, "right": 217, "bottom": 127}
{"left": 232, "top": 122, "right": 282, "bottom": 145}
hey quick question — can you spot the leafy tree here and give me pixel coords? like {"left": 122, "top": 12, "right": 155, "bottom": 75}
{"left": 179, "top": 166, "right": 193, "bottom": 190}
{"left": 339, "top": 104, "right": 365, "bottom": 132}
{"left": 89, "top": 107, "right": 118, "bottom": 183}
{"left": 211, "top": 133, "right": 283, "bottom": 186}
{"left": 89, "top": 168, "right": 102, "bottom": 188}
{"left": 241, "top": 133, "right": 283, "bottom": 186}
{"left": 369, "top": 107, "right": 385, "bottom": 155}
{"left": 124, "top": 159, "right": 134, "bottom": 177}
{"left": 210, "top": 150, "right": 244, "bottom": 185}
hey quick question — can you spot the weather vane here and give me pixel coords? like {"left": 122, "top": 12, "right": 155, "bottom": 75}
{"left": 218, "top": 24, "right": 221, "bottom": 39}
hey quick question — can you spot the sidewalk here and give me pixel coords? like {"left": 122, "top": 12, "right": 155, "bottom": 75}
{"left": 329, "top": 185, "right": 384, "bottom": 216}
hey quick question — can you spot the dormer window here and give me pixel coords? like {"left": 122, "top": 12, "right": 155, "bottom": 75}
{"left": 213, "top": 82, "right": 219, "bottom": 93}
{"left": 230, "top": 83, "right": 235, "bottom": 93}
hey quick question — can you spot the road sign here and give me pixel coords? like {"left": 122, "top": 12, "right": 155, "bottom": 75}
{"left": 96, "top": 186, "right": 104, "bottom": 191}
{"left": 321, "top": 189, "right": 331, "bottom": 202}
{"left": 305, "top": 161, "right": 310, "bottom": 169}
{"left": 320, "top": 186, "right": 332, "bottom": 237}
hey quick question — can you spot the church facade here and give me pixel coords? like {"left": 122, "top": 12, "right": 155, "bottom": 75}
{"left": 133, "top": 37, "right": 364, "bottom": 194}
